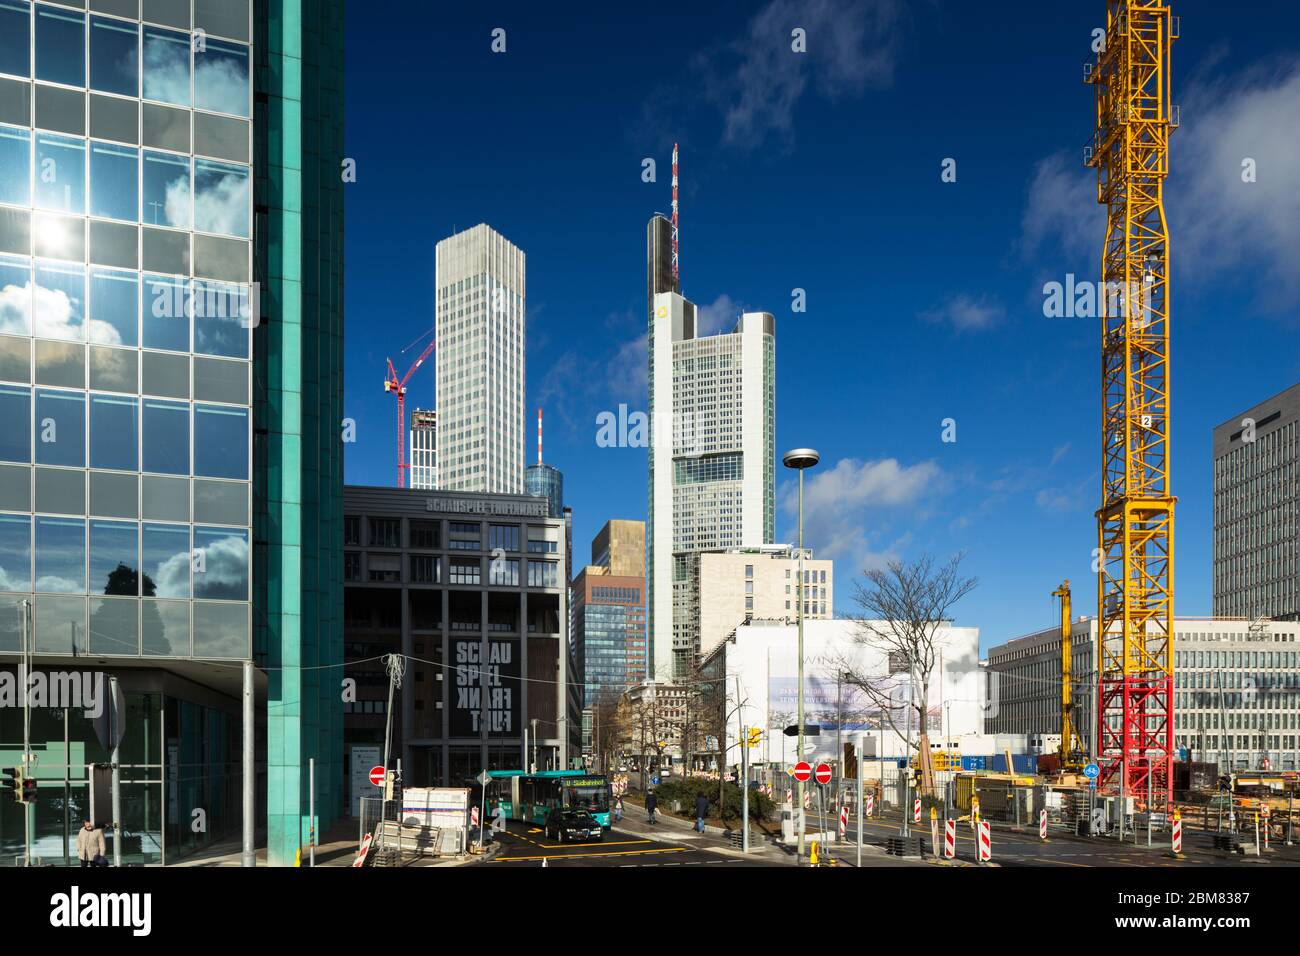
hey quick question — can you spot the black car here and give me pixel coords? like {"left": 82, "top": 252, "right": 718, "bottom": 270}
{"left": 545, "top": 808, "right": 603, "bottom": 843}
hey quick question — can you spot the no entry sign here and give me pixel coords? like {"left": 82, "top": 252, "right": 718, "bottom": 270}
{"left": 369, "top": 766, "right": 386, "bottom": 787}
{"left": 814, "top": 763, "right": 832, "bottom": 785}
{"left": 793, "top": 761, "right": 812, "bottom": 782}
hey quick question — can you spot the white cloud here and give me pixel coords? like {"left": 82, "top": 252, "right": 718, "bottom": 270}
{"left": 695, "top": 293, "right": 746, "bottom": 337}
{"left": 194, "top": 169, "right": 250, "bottom": 237}
{"left": 0, "top": 279, "right": 31, "bottom": 336}
{"left": 163, "top": 175, "right": 191, "bottom": 230}
{"left": 920, "top": 294, "right": 1004, "bottom": 332}
{"left": 195, "top": 533, "right": 249, "bottom": 599}
{"left": 1017, "top": 151, "right": 1102, "bottom": 266}
{"left": 697, "top": 0, "right": 907, "bottom": 146}
{"left": 196, "top": 58, "right": 249, "bottom": 117}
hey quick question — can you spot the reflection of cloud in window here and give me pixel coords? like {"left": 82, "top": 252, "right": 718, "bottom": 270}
{"left": 0, "top": 280, "right": 31, "bottom": 335}
{"left": 0, "top": 566, "right": 21, "bottom": 590}
{"left": 143, "top": 35, "right": 190, "bottom": 105}
{"left": 195, "top": 170, "right": 249, "bottom": 236}
{"left": 196, "top": 56, "right": 249, "bottom": 116}
{"left": 32, "top": 282, "right": 92, "bottom": 341}
{"left": 153, "top": 548, "right": 191, "bottom": 598}
{"left": 163, "top": 175, "right": 191, "bottom": 228}
{"left": 36, "top": 575, "right": 82, "bottom": 593}
{"left": 195, "top": 533, "right": 249, "bottom": 599}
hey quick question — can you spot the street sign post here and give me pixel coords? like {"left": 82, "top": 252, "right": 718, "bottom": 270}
{"left": 814, "top": 763, "right": 832, "bottom": 785}
{"left": 793, "top": 761, "right": 812, "bottom": 782}
{"left": 475, "top": 770, "right": 492, "bottom": 848}
{"left": 1083, "top": 763, "right": 1100, "bottom": 780}
{"left": 368, "top": 766, "right": 386, "bottom": 787}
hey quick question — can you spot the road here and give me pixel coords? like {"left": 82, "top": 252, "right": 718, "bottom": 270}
{"left": 487, "top": 819, "right": 771, "bottom": 867}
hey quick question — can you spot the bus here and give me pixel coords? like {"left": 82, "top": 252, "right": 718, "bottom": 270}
{"left": 486, "top": 770, "right": 613, "bottom": 828}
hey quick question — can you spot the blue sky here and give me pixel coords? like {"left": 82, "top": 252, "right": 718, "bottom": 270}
{"left": 342, "top": 1, "right": 1300, "bottom": 653}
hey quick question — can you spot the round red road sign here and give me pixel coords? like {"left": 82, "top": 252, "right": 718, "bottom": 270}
{"left": 369, "top": 766, "right": 386, "bottom": 787}
{"left": 814, "top": 763, "right": 833, "bottom": 785}
{"left": 792, "top": 761, "right": 812, "bottom": 782}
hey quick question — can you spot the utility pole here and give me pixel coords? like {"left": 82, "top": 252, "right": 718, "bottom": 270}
{"left": 381, "top": 653, "right": 405, "bottom": 782}
{"left": 20, "top": 599, "right": 32, "bottom": 867}
{"left": 242, "top": 659, "right": 254, "bottom": 867}
{"left": 110, "top": 674, "right": 122, "bottom": 867}
{"left": 855, "top": 733, "right": 864, "bottom": 867}
{"left": 741, "top": 723, "right": 750, "bottom": 853}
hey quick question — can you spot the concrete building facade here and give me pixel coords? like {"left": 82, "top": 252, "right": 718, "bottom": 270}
{"left": 1213, "top": 383, "right": 1299, "bottom": 621}
{"left": 434, "top": 224, "right": 524, "bottom": 495}
{"left": 409, "top": 408, "right": 436, "bottom": 491}
{"left": 985, "top": 616, "right": 1300, "bottom": 771}
{"left": 342, "top": 486, "right": 571, "bottom": 789}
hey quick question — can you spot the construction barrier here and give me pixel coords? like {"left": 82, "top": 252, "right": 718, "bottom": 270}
{"left": 913, "top": 797, "right": 921, "bottom": 823}
{"left": 1172, "top": 811, "right": 1182, "bottom": 854}
{"left": 944, "top": 818, "right": 956, "bottom": 859}
{"left": 978, "top": 820, "right": 991, "bottom": 862}
{"left": 470, "top": 806, "right": 479, "bottom": 828}
{"left": 1039, "top": 808, "right": 1048, "bottom": 840}
{"left": 804, "top": 790, "right": 812, "bottom": 810}
{"left": 865, "top": 793, "right": 874, "bottom": 817}
{"left": 839, "top": 805, "right": 847, "bottom": 839}
{"left": 785, "top": 788, "right": 792, "bottom": 804}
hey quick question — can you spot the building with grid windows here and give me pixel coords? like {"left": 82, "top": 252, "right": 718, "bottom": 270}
{"left": 343, "top": 486, "right": 574, "bottom": 787}
{"left": 984, "top": 617, "right": 1300, "bottom": 771}
{"left": 571, "top": 520, "right": 648, "bottom": 713}
{"left": 647, "top": 217, "right": 774, "bottom": 682}
{"left": 0, "top": 0, "right": 344, "bottom": 867}
{"left": 696, "top": 546, "right": 832, "bottom": 660}
{"left": 409, "top": 407, "right": 436, "bottom": 490}
{"left": 434, "top": 223, "right": 524, "bottom": 495}
{"left": 1213, "top": 383, "right": 1299, "bottom": 622}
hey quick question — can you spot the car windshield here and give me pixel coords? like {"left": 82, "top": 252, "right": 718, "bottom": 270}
{"left": 562, "top": 811, "right": 592, "bottom": 822}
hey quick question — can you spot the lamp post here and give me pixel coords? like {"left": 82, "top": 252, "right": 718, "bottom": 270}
{"left": 783, "top": 447, "right": 819, "bottom": 864}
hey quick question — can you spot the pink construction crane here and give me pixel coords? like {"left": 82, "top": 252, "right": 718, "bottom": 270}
{"left": 383, "top": 332, "right": 435, "bottom": 488}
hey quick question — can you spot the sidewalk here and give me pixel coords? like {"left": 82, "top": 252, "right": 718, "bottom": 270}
{"left": 617, "top": 798, "right": 795, "bottom": 864}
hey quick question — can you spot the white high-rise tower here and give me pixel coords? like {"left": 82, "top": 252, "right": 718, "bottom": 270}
{"left": 435, "top": 224, "right": 526, "bottom": 493}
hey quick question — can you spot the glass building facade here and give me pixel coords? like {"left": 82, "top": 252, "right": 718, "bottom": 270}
{"left": 0, "top": 0, "right": 344, "bottom": 866}
{"left": 524, "top": 461, "right": 562, "bottom": 519}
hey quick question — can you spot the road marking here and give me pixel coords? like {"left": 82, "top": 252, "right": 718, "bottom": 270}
{"left": 491, "top": 847, "right": 689, "bottom": 863}
{"left": 532, "top": 839, "right": 653, "bottom": 849}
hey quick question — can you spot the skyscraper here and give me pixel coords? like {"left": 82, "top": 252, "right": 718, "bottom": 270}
{"left": 646, "top": 215, "right": 775, "bottom": 681}
{"left": 409, "top": 408, "right": 436, "bottom": 490}
{"left": 1213, "top": 383, "right": 1300, "bottom": 621}
{"left": 572, "top": 520, "right": 647, "bottom": 708}
{"left": 434, "top": 224, "right": 524, "bottom": 494}
{"left": 0, "top": 0, "right": 344, "bottom": 867}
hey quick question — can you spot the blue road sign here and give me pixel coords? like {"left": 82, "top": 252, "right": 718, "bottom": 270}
{"left": 1088, "top": 777, "right": 1096, "bottom": 788}
{"left": 1083, "top": 763, "right": 1100, "bottom": 779}
{"left": 651, "top": 776, "right": 660, "bottom": 786}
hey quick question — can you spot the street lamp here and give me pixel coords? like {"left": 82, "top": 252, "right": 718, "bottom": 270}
{"left": 783, "top": 447, "right": 819, "bottom": 863}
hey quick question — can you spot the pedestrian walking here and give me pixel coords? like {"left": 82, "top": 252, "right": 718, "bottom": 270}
{"left": 76, "top": 819, "right": 107, "bottom": 868}
{"left": 695, "top": 792, "right": 709, "bottom": 833}
{"left": 614, "top": 798, "right": 623, "bottom": 823}
{"left": 645, "top": 789, "right": 657, "bottom": 825}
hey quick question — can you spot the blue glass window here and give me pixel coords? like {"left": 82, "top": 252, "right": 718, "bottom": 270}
{"left": 35, "top": 515, "right": 84, "bottom": 593}
{"left": 89, "top": 519, "right": 138, "bottom": 596}
{"left": 195, "top": 38, "right": 249, "bottom": 118}
{"left": 89, "top": 267, "right": 138, "bottom": 347}
{"left": 142, "top": 398, "right": 187, "bottom": 474}
{"left": 0, "top": 2, "right": 31, "bottom": 79}
{"left": 194, "top": 404, "right": 247, "bottom": 479}
{"left": 194, "top": 159, "right": 249, "bottom": 237}
{"left": 35, "top": 388, "right": 84, "bottom": 466}
{"left": 142, "top": 150, "right": 190, "bottom": 228}
{"left": 142, "top": 274, "right": 189, "bottom": 351}
{"left": 35, "top": 134, "right": 86, "bottom": 214}
{"left": 0, "top": 125, "right": 30, "bottom": 206}
{"left": 193, "top": 279, "right": 250, "bottom": 358}
{"left": 90, "top": 141, "right": 139, "bottom": 222}
{"left": 0, "top": 513, "right": 30, "bottom": 592}
{"left": 0, "top": 384, "right": 29, "bottom": 462}
{"left": 0, "top": 257, "right": 31, "bottom": 337}
{"left": 194, "top": 526, "right": 248, "bottom": 600}
{"left": 142, "top": 26, "right": 189, "bottom": 107}
{"left": 142, "top": 522, "right": 189, "bottom": 597}
{"left": 90, "top": 15, "right": 138, "bottom": 96}
{"left": 90, "top": 394, "right": 137, "bottom": 470}
{"left": 35, "top": 4, "right": 84, "bottom": 88}
{"left": 34, "top": 260, "right": 84, "bottom": 341}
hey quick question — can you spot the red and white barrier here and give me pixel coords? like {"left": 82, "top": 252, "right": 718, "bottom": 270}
{"left": 785, "top": 788, "right": 793, "bottom": 804}
{"left": 803, "top": 790, "right": 812, "bottom": 810}
{"left": 977, "top": 820, "right": 991, "bottom": 862}
{"left": 470, "top": 806, "right": 479, "bottom": 828}
{"left": 913, "top": 797, "right": 921, "bottom": 823}
{"left": 839, "top": 804, "right": 848, "bottom": 839}
{"left": 865, "top": 793, "right": 874, "bottom": 817}
{"left": 1172, "top": 813, "right": 1182, "bottom": 854}
{"left": 944, "top": 818, "right": 956, "bottom": 859}
{"left": 1039, "top": 808, "right": 1048, "bottom": 840}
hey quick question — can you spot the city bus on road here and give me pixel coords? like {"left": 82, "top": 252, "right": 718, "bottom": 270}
{"left": 485, "top": 770, "right": 613, "bottom": 828}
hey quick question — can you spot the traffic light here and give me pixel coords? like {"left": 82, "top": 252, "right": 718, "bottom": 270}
{"left": 22, "top": 774, "right": 36, "bottom": 804}
{"left": 747, "top": 728, "right": 762, "bottom": 748}
{"left": 3, "top": 767, "right": 20, "bottom": 803}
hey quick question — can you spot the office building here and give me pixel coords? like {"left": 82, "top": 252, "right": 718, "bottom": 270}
{"left": 524, "top": 462, "right": 562, "bottom": 520}
{"left": 0, "top": 0, "right": 344, "bottom": 866}
{"left": 985, "top": 616, "right": 1300, "bottom": 771}
{"left": 409, "top": 408, "right": 436, "bottom": 490}
{"left": 434, "top": 224, "right": 524, "bottom": 495}
{"left": 646, "top": 214, "right": 775, "bottom": 682}
{"left": 592, "top": 518, "right": 644, "bottom": 578}
{"left": 342, "top": 485, "right": 572, "bottom": 790}
{"left": 1213, "top": 383, "right": 1300, "bottom": 621}
{"left": 696, "top": 545, "right": 832, "bottom": 660}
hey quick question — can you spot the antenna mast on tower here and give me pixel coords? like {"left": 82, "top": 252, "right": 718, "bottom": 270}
{"left": 671, "top": 143, "right": 679, "bottom": 282}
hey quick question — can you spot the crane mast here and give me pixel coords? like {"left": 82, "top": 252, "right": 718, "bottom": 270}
{"left": 1085, "top": 0, "right": 1178, "bottom": 811}
{"left": 1053, "top": 581, "right": 1087, "bottom": 771}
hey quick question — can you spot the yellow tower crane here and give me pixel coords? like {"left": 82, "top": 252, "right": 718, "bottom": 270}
{"left": 1085, "top": 0, "right": 1178, "bottom": 811}
{"left": 1052, "top": 581, "right": 1088, "bottom": 772}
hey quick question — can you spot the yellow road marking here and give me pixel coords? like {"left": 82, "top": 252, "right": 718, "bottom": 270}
{"left": 533, "top": 839, "right": 652, "bottom": 849}
{"left": 492, "top": 847, "right": 687, "bottom": 863}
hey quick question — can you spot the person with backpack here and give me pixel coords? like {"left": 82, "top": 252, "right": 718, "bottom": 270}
{"left": 695, "top": 792, "right": 709, "bottom": 832}
{"left": 645, "top": 789, "right": 657, "bottom": 824}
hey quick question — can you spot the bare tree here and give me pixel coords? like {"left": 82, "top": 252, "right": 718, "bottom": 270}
{"left": 840, "top": 553, "right": 977, "bottom": 799}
